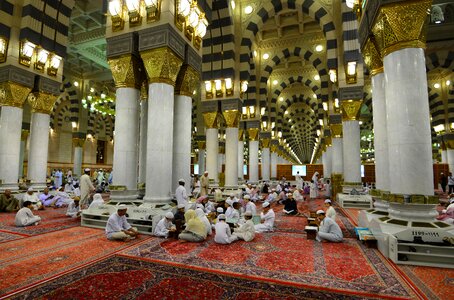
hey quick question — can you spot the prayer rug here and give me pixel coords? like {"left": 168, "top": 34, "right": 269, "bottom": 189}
{"left": 0, "top": 231, "right": 24, "bottom": 243}
{"left": 0, "top": 227, "right": 150, "bottom": 297}
{"left": 120, "top": 232, "right": 419, "bottom": 299}
{"left": 397, "top": 265, "right": 454, "bottom": 300}
{"left": 9, "top": 255, "right": 383, "bottom": 300}
{"left": 0, "top": 208, "right": 79, "bottom": 236}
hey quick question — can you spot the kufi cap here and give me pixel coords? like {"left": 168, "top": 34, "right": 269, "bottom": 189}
{"left": 165, "top": 212, "right": 174, "bottom": 219}
{"left": 252, "top": 184, "right": 256, "bottom": 187}
{"left": 325, "top": 199, "right": 332, "bottom": 204}
{"left": 262, "top": 202, "right": 270, "bottom": 208}
{"left": 218, "top": 214, "right": 226, "bottom": 220}
{"left": 216, "top": 207, "right": 224, "bottom": 213}
{"left": 240, "top": 184, "right": 247, "bottom": 188}
{"left": 179, "top": 178, "right": 185, "bottom": 183}
{"left": 316, "top": 210, "right": 325, "bottom": 215}
{"left": 243, "top": 194, "right": 251, "bottom": 200}
{"left": 84, "top": 168, "right": 90, "bottom": 172}
{"left": 27, "top": 187, "right": 33, "bottom": 192}
{"left": 177, "top": 204, "right": 186, "bottom": 209}
{"left": 230, "top": 193, "right": 235, "bottom": 198}
{"left": 226, "top": 199, "right": 233, "bottom": 206}
{"left": 450, "top": 198, "right": 454, "bottom": 204}
{"left": 204, "top": 171, "right": 208, "bottom": 174}
{"left": 118, "top": 204, "right": 128, "bottom": 210}
{"left": 244, "top": 211, "right": 253, "bottom": 217}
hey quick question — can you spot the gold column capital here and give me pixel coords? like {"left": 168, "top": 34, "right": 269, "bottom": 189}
{"left": 330, "top": 124, "right": 343, "bottom": 138}
{"left": 372, "top": 0, "right": 432, "bottom": 57}
{"left": 21, "top": 130, "right": 29, "bottom": 141}
{"left": 219, "top": 146, "right": 225, "bottom": 154}
{"left": 72, "top": 138, "right": 85, "bottom": 148}
{"left": 203, "top": 111, "right": 219, "bottom": 129}
{"left": 341, "top": 99, "right": 363, "bottom": 121}
{"left": 238, "top": 129, "right": 244, "bottom": 141}
{"left": 362, "top": 37, "right": 383, "bottom": 76}
{"left": 445, "top": 140, "right": 454, "bottom": 150}
{"left": 222, "top": 110, "right": 240, "bottom": 128}
{"left": 248, "top": 128, "right": 260, "bottom": 141}
{"left": 0, "top": 82, "right": 32, "bottom": 108}
{"left": 325, "top": 136, "right": 332, "bottom": 147}
{"left": 141, "top": 47, "right": 183, "bottom": 86}
{"left": 28, "top": 92, "right": 57, "bottom": 114}
{"left": 197, "top": 141, "right": 206, "bottom": 150}
{"left": 175, "top": 65, "right": 200, "bottom": 97}
{"left": 261, "top": 138, "right": 271, "bottom": 149}
{"left": 270, "top": 144, "right": 278, "bottom": 152}
{"left": 108, "top": 54, "right": 143, "bottom": 89}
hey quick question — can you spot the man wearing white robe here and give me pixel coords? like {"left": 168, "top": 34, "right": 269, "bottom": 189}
{"left": 175, "top": 179, "right": 188, "bottom": 209}
{"left": 233, "top": 211, "right": 255, "bottom": 242}
{"left": 80, "top": 168, "right": 95, "bottom": 209}
{"left": 66, "top": 198, "right": 81, "bottom": 218}
{"left": 316, "top": 210, "right": 343, "bottom": 242}
{"left": 214, "top": 214, "right": 237, "bottom": 244}
{"left": 254, "top": 202, "right": 275, "bottom": 232}
{"left": 243, "top": 195, "right": 257, "bottom": 215}
{"left": 105, "top": 205, "right": 138, "bottom": 241}
{"left": 15, "top": 201, "right": 41, "bottom": 226}
{"left": 23, "top": 188, "right": 43, "bottom": 210}
{"left": 295, "top": 171, "right": 303, "bottom": 190}
{"left": 153, "top": 212, "right": 176, "bottom": 238}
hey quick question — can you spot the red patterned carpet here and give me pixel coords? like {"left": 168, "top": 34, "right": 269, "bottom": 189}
{"left": 0, "top": 208, "right": 80, "bottom": 236}
{"left": 0, "top": 231, "right": 24, "bottom": 243}
{"left": 0, "top": 227, "right": 150, "bottom": 297}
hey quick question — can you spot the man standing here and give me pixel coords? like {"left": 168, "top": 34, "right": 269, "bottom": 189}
{"left": 295, "top": 171, "right": 302, "bottom": 190}
{"left": 440, "top": 172, "right": 448, "bottom": 193}
{"left": 15, "top": 201, "right": 41, "bottom": 226}
{"left": 175, "top": 179, "right": 188, "bottom": 208}
{"left": 0, "top": 189, "right": 20, "bottom": 212}
{"left": 105, "top": 205, "right": 139, "bottom": 241}
{"left": 200, "top": 171, "right": 209, "bottom": 196}
{"left": 254, "top": 202, "right": 275, "bottom": 232}
{"left": 315, "top": 210, "right": 343, "bottom": 242}
{"left": 80, "top": 168, "right": 95, "bottom": 209}
{"left": 55, "top": 169, "right": 63, "bottom": 188}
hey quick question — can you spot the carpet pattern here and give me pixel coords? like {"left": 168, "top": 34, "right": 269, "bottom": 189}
{"left": 121, "top": 232, "right": 418, "bottom": 299}
{"left": 0, "top": 208, "right": 79, "bottom": 235}
{"left": 0, "top": 231, "right": 24, "bottom": 243}
{"left": 10, "top": 255, "right": 370, "bottom": 300}
{"left": 0, "top": 227, "right": 150, "bottom": 297}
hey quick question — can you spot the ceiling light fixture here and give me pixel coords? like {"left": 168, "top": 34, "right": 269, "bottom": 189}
{"left": 262, "top": 53, "right": 269, "bottom": 60}
{"left": 244, "top": 5, "right": 253, "bottom": 14}
{"left": 315, "top": 45, "right": 323, "bottom": 52}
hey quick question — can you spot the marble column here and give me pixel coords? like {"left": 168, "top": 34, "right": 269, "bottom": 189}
{"left": 27, "top": 92, "right": 56, "bottom": 189}
{"left": 223, "top": 110, "right": 240, "bottom": 188}
{"left": 322, "top": 145, "right": 333, "bottom": 179}
{"left": 248, "top": 128, "right": 259, "bottom": 183}
{"left": 0, "top": 83, "right": 30, "bottom": 190}
{"left": 372, "top": 72, "right": 390, "bottom": 191}
{"left": 19, "top": 130, "right": 29, "bottom": 178}
{"left": 238, "top": 130, "right": 244, "bottom": 181}
{"left": 441, "top": 148, "right": 447, "bottom": 164}
{"left": 138, "top": 95, "right": 148, "bottom": 184}
{"left": 197, "top": 141, "right": 206, "bottom": 175}
{"left": 141, "top": 47, "right": 183, "bottom": 203}
{"left": 72, "top": 138, "right": 84, "bottom": 177}
{"left": 218, "top": 149, "right": 224, "bottom": 174}
{"left": 448, "top": 148, "right": 454, "bottom": 173}
{"left": 340, "top": 99, "right": 362, "bottom": 184}
{"left": 330, "top": 124, "right": 343, "bottom": 175}
{"left": 261, "top": 138, "right": 271, "bottom": 181}
{"left": 204, "top": 112, "right": 219, "bottom": 185}
{"left": 271, "top": 144, "right": 278, "bottom": 179}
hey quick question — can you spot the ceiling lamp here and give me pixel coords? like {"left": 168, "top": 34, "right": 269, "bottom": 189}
{"left": 262, "top": 53, "right": 269, "bottom": 60}
{"left": 272, "top": 80, "right": 278, "bottom": 85}
{"left": 329, "top": 69, "right": 337, "bottom": 83}
{"left": 0, "top": 36, "right": 8, "bottom": 63}
{"left": 230, "top": 0, "right": 235, "bottom": 9}
{"left": 260, "top": 107, "right": 266, "bottom": 116}
{"left": 144, "top": 0, "right": 161, "bottom": 22}
{"left": 225, "top": 78, "right": 233, "bottom": 96}
{"left": 47, "top": 54, "right": 61, "bottom": 76}
{"left": 244, "top": 5, "right": 253, "bottom": 14}
{"left": 241, "top": 80, "right": 248, "bottom": 93}
{"left": 315, "top": 45, "right": 323, "bottom": 52}
{"left": 176, "top": 0, "right": 192, "bottom": 30}
{"left": 125, "top": 0, "right": 142, "bottom": 25}
{"left": 434, "top": 124, "right": 445, "bottom": 133}
{"left": 35, "top": 47, "right": 49, "bottom": 71}
{"left": 433, "top": 83, "right": 440, "bottom": 89}
{"left": 279, "top": 97, "right": 284, "bottom": 101}
{"left": 346, "top": 0, "right": 356, "bottom": 8}
{"left": 346, "top": 61, "right": 357, "bottom": 84}
{"left": 109, "top": 0, "right": 125, "bottom": 31}
{"left": 314, "top": 74, "right": 320, "bottom": 81}
{"left": 19, "top": 40, "right": 36, "bottom": 67}
{"left": 447, "top": 80, "right": 451, "bottom": 86}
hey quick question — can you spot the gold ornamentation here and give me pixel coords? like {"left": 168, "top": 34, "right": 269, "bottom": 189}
{"left": 222, "top": 110, "right": 240, "bottom": 128}
{"left": 325, "top": 136, "right": 332, "bottom": 147}
{"left": 21, "top": 130, "right": 29, "bottom": 141}
{"left": 175, "top": 65, "right": 200, "bottom": 97}
{"left": 140, "top": 82, "right": 148, "bottom": 100}
{"left": 238, "top": 129, "right": 244, "bottom": 141}
{"left": 28, "top": 92, "right": 57, "bottom": 114}
{"left": 261, "top": 138, "right": 270, "bottom": 149}
{"left": 72, "top": 138, "right": 85, "bottom": 148}
{"left": 141, "top": 47, "right": 183, "bottom": 86}
{"left": 372, "top": 0, "right": 431, "bottom": 57}
{"left": 341, "top": 99, "right": 363, "bottom": 121}
{"left": 445, "top": 140, "right": 454, "bottom": 149}
{"left": 270, "top": 144, "right": 278, "bottom": 152}
{"left": 197, "top": 141, "right": 206, "bottom": 150}
{"left": 330, "top": 124, "right": 343, "bottom": 138}
{"left": 0, "top": 82, "right": 31, "bottom": 108}
{"left": 362, "top": 37, "right": 383, "bottom": 76}
{"left": 248, "top": 128, "right": 259, "bottom": 141}
{"left": 203, "top": 111, "right": 219, "bottom": 129}
{"left": 219, "top": 146, "right": 225, "bottom": 154}
{"left": 108, "top": 55, "right": 143, "bottom": 89}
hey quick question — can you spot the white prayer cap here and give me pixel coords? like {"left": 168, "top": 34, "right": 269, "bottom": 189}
{"left": 84, "top": 168, "right": 90, "bottom": 172}
{"left": 117, "top": 204, "right": 128, "bottom": 210}
{"left": 218, "top": 214, "right": 226, "bottom": 220}
{"left": 230, "top": 193, "right": 235, "bottom": 198}
{"left": 252, "top": 184, "right": 256, "bottom": 187}
{"left": 325, "top": 199, "right": 332, "bottom": 204}
{"left": 271, "top": 188, "right": 276, "bottom": 192}
{"left": 216, "top": 207, "right": 224, "bottom": 213}
{"left": 178, "top": 178, "right": 185, "bottom": 183}
{"left": 262, "top": 202, "right": 270, "bottom": 208}
{"left": 226, "top": 199, "right": 233, "bottom": 206}
{"left": 165, "top": 212, "right": 174, "bottom": 219}
{"left": 316, "top": 209, "right": 325, "bottom": 215}
{"left": 244, "top": 211, "right": 252, "bottom": 217}
{"left": 204, "top": 171, "right": 208, "bottom": 174}
{"left": 243, "top": 194, "right": 250, "bottom": 200}
{"left": 93, "top": 193, "right": 103, "bottom": 201}
{"left": 287, "top": 193, "right": 293, "bottom": 197}
{"left": 177, "top": 204, "right": 185, "bottom": 209}
{"left": 27, "top": 187, "right": 34, "bottom": 192}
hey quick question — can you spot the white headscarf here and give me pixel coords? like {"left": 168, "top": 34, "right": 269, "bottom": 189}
{"left": 89, "top": 193, "right": 104, "bottom": 209}
{"left": 195, "top": 208, "right": 212, "bottom": 236}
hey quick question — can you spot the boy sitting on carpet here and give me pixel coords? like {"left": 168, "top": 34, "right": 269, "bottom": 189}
{"left": 15, "top": 201, "right": 41, "bottom": 227}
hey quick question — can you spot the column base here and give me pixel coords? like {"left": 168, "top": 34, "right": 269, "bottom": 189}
{"left": 29, "top": 182, "right": 47, "bottom": 190}
{"left": 110, "top": 190, "right": 140, "bottom": 201}
{"left": 143, "top": 196, "right": 173, "bottom": 204}
{"left": 0, "top": 183, "right": 19, "bottom": 191}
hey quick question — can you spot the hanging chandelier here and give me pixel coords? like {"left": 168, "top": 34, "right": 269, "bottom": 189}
{"left": 81, "top": 90, "right": 116, "bottom": 116}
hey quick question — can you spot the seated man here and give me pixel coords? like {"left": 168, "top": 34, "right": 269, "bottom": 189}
{"left": 154, "top": 212, "right": 177, "bottom": 238}
{"left": 265, "top": 189, "right": 278, "bottom": 203}
{"left": 214, "top": 214, "right": 237, "bottom": 244}
{"left": 66, "top": 197, "right": 81, "bottom": 218}
{"left": 243, "top": 195, "right": 257, "bottom": 216}
{"left": 15, "top": 201, "right": 41, "bottom": 227}
{"left": 254, "top": 202, "right": 275, "bottom": 232}
{"left": 52, "top": 188, "right": 74, "bottom": 207}
{"left": 283, "top": 193, "right": 298, "bottom": 215}
{"left": 0, "top": 189, "right": 20, "bottom": 212}
{"left": 233, "top": 211, "right": 255, "bottom": 242}
{"left": 39, "top": 187, "right": 55, "bottom": 207}
{"left": 293, "top": 188, "right": 304, "bottom": 202}
{"left": 316, "top": 210, "right": 343, "bottom": 242}
{"left": 23, "top": 187, "right": 44, "bottom": 210}
{"left": 174, "top": 204, "right": 186, "bottom": 234}
{"left": 105, "top": 205, "right": 139, "bottom": 241}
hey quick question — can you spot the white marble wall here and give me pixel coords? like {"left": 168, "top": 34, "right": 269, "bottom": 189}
{"left": 224, "top": 127, "right": 238, "bottom": 187}
{"left": 384, "top": 48, "right": 433, "bottom": 195}
{"left": 343, "top": 120, "right": 361, "bottom": 182}
{"left": 206, "top": 128, "right": 218, "bottom": 183}
{"left": 249, "top": 140, "right": 259, "bottom": 182}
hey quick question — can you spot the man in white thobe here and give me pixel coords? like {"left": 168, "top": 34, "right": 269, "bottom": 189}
{"left": 66, "top": 198, "right": 81, "bottom": 218}
{"left": 105, "top": 205, "right": 139, "bottom": 241}
{"left": 233, "top": 211, "right": 255, "bottom": 242}
{"left": 153, "top": 212, "right": 176, "bottom": 238}
{"left": 175, "top": 179, "right": 188, "bottom": 209}
{"left": 316, "top": 210, "right": 343, "bottom": 242}
{"left": 23, "top": 187, "right": 43, "bottom": 210}
{"left": 243, "top": 195, "right": 257, "bottom": 215}
{"left": 214, "top": 214, "right": 237, "bottom": 244}
{"left": 295, "top": 171, "right": 303, "bottom": 190}
{"left": 80, "top": 168, "right": 95, "bottom": 209}
{"left": 254, "top": 202, "right": 275, "bottom": 232}
{"left": 15, "top": 201, "right": 41, "bottom": 226}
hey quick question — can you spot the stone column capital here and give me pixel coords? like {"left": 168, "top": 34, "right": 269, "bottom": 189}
{"left": 108, "top": 54, "right": 144, "bottom": 89}
{"left": 330, "top": 124, "right": 343, "bottom": 138}
{"left": 203, "top": 111, "right": 220, "bottom": 129}
{"left": 141, "top": 47, "right": 183, "bottom": 86}
{"left": 28, "top": 92, "right": 57, "bottom": 114}
{"left": 261, "top": 138, "right": 271, "bottom": 149}
{"left": 72, "top": 138, "right": 85, "bottom": 148}
{"left": 175, "top": 65, "right": 200, "bottom": 97}
{"left": 341, "top": 99, "right": 363, "bottom": 121}
{"left": 0, "top": 82, "right": 31, "bottom": 108}
{"left": 197, "top": 141, "right": 206, "bottom": 150}
{"left": 222, "top": 110, "right": 240, "bottom": 128}
{"left": 248, "top": 128, "right": 260, "bottom": 141}
{"left": 21, "top": 129, "right": 29, "bottom": 141}
{"left": 238, "top": 129, "right": 244, "bottom": 141}
{"left": 362, "top": 37, "right": 383, "bottom": 76}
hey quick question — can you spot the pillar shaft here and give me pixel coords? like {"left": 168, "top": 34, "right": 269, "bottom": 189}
{"left": 271, "top": 152, "right": 277, "bottom": 179}
{"left": 332, "top": 138, "right": 343, "bottom": 174}
{"left": 138, "top": 98, "right": 148, "bottom": 184}
{"left": 206, "top": 128, "right": 219, "bottom": 184}
{"left": 225, "top": 127, "right": 239, "bottom": 187}
{"left": 28, "top": 112, "right": 50, "bottom": 188}
{"left": 441, "top": 150, "right": 447, "bottom": 164}
{"left": 262, "top": 147, "right": 270, "bottom": 181}
{"left": 249, "top": 141, "right": 259, "bottom": 182}
{"left": 238, "top": 140, "right": 244, "bottom": 180}
{"left": 447, "top": 149, "right": 454, "bottom": 173}
{"left": 198, "top": 149, "right": 205, "bottom": 175}
{"left": 342, "top": 120, "right": 361, "bottom": 183}
{"left": 73, "top": 147, "right": 83, "bottom": 177}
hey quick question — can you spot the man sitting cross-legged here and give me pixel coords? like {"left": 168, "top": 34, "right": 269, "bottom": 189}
{"left": 105, "top": 205, "right": 139, "bottom": 241}
{"left": 15, "top": 201, "right": 41, "bottom": 227}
